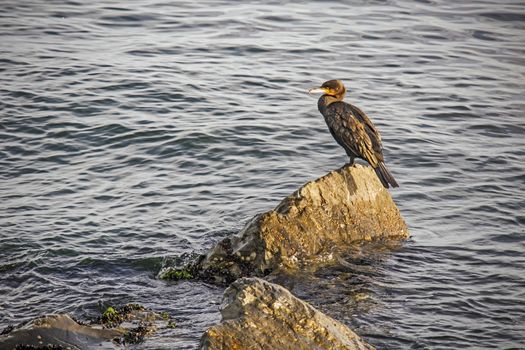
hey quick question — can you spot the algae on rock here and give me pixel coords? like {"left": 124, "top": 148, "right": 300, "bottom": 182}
{"left": 0, "top": 314, "right": 120, "bottom": 350}
{"left": 0, "top": 304, "right": 175, "bottom": 349}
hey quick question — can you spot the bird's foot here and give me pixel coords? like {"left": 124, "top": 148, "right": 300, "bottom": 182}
{"left": 346, "top": 159, "right": 355, "bottom": 167}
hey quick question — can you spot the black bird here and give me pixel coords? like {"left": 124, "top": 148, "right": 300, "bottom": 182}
{"left": 309, "top": 79, "right": 399, "bottom": 188}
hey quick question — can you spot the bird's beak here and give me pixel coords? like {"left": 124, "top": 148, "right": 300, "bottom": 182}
{"left": 308, "top": 87, "right": 326, "bottom": 95}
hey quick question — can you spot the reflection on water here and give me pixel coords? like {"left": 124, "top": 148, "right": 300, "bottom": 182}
{"left": 1, "top": 0, "right": 524, "bottom": 349}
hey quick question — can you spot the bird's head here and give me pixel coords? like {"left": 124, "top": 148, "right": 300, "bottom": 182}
{"left": 308, "top": 80, "right": 346, "bottom": 96}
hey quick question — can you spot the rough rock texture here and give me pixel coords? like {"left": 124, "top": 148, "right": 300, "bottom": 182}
{"left": 200, "top": 277, "right": 374, "bottom": 350}
{"left": 194, "top": 164, "right": 408, "bottom": 281}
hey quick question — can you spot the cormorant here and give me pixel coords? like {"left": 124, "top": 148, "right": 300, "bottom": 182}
{"left": 308, "top": 79, "right": 399, "bottom": 188}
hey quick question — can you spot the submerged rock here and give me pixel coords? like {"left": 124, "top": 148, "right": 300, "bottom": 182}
{"left": 0, "top": 314, "right": 120, "bottom": 350}
{"left": 200, "top": 277, "right": 374, "bottom": 350}
{"left": 177, "top": 164, "right": 408, "bottom": 282}
{"left": 0, "top": 304, "right": 175, "bottom": 349}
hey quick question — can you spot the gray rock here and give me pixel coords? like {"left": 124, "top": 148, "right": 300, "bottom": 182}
{"left": 0, "top": 305, "right": 174, "bottom": 349}
{"left": 0, "top": 314, "right": 120, "bottom": 350}
{"left": 192, "top": 164, "right": 408, "bottom": 282}
{"left": 200, "top": 277, "right": 375, "bottom": 350}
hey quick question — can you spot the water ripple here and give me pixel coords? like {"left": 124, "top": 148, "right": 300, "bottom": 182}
{"left": 1, "top": 0, "right": 524, "bottom": 349}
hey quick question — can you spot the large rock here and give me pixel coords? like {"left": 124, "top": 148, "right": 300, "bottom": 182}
{"left": 200, "top": 277, "right": 374, "bottom": 350}
{"left": 187, "top": 164, "right": 408, "bottom": 282}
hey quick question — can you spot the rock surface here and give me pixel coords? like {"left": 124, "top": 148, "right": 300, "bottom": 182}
{"left": 190, "top": 164, "right": 408, "bottom": 282}
{"left": 0, "top": 304, "right": 174, "bottom": 349}
{"left": 200, "top": 277, "right": 375, "bottom": 350}
{"left": 0, "top": 314, "right": 120, "bottom": 350}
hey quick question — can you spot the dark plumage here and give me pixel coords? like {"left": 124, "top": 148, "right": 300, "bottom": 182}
{"left": 308, "top": 79, "right": 399, "bottom": 188}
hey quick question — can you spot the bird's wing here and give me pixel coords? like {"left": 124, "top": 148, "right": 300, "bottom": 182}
{"left": 349, "top": 104, "right": 382, "bottom": 142}
{"left": 328, "top": 102, "right": 382, "bottom": 166}
{"left": 348, "top": 103, "right": 385, "bottom": 162}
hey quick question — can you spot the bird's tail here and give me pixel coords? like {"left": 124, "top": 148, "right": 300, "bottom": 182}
{"left": 374, "top": 162, "right": 399, "bottom": 189}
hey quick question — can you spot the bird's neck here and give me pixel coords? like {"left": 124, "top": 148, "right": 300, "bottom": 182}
{"left": 318, "top": 92, "right": 345, "bottom": 113}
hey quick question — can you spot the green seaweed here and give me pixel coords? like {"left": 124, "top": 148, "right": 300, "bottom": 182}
{"left": 161, "top": 268, "right": 194, "bottom": 280}
{"left": 159, "top": 311, "right": 176, "bottom": 328}
{"left": 99, "top": 304, "right": 148, "bottom": 328}
{"left": 94, "top": 303, "right": 175, "bottom": 344}
{"left": 101, "top": 306, "right": 122, "bottom": 328}
{"left": 119, "top": 303, "right": 145, "bottom": 313}
{"left": 114, "top": 325, "right": 149, "bottom": 345}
